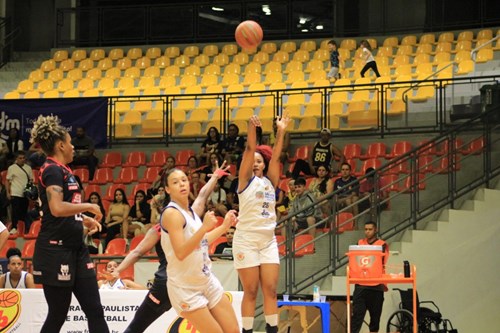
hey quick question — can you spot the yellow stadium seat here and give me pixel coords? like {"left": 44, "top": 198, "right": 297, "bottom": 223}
{"left": 420, "top": 33, "right": 435, "bottom": 44}
{"left": 174, "top": 55, "right": 190, "bottom": 68}
{"left": 202, "top": 44, "right": 218, "bottom": 57}
{"left": 477, "top": 29, "right": 493, "bottom": 40}
{"left": 48, "top": 69, "right": 63, "bottom": 82}
{"left": 413, "top": 63, "right": 433, "bottom": 78}
{"left": 171, "top": 109, "right": 186, "bottom": 125}
{"left": 57, "top": 78, "right": 75, "bottom": 92}
{"left": 264, "top": 61, "right": 282, "bottom": 74}
{"left": 121, "top": 110, "right": 142, "bottom": 125}
{"left": 338, "top": 48, "right": 350, "bottom": 61}
{"left": 374, "top": 56, "right": 390, "bottom": 67}
{"left": 377, "top": 46, "right": 393, "bottom": 57}
{"left": 284, "top": 60, "right": 302, "bottom": 74}
{"left": 115, "top": 124, "right": 132, "bottom": 138}
{"left": 41, "top": 59, "right": 56, "bottom": 72}
{"left": 409, "top": 85, "right": 435, "bottom": 103}
{"left": 104, "top": 67, "right": 120, "bottom": 80}
{"left": 212, "top": 53, "right": 229, "bottom": 66}
{"left": 305, "top": 59, "right": 324, "bottom": 73}
{"left": 261, "top": 42, "right": 277, "bottom": 54}
{"left": 476, "top": 48, "right": 493, "bottom": 63}
{"left": 89, "top": 49, "right": 105, "bottom": 61}
{"left": 401, "top": 35, "right": 417, "bottom": 46}
{"left": 143, "top": 87, "right": 161, "bottom": 96}
{"left": 285, "top": 70, "right": 305, "bottom": 85}
{"left": 242, "top": 72, "right": 261, "bottom": 87}
{"left": 127, "top": 48, "right": 142, "bottom": 60}
{"left": 347, "top": 108, "right": 378, "bottom": 128}
{"left": 253, "top": 52, "right": 270, "bottom": 65}
{"left": 272, "top": 51, "right": 289, "bottom": 64}
{"left": 200, "top": 74, "right": 219, "bottom": 88}
{"left": 178, "top": 122, "right": 202, "bottom": 136}
{"left": 197, "top": 94, "right": 219, "bottom": 112}
{"left": 313, "top": 79, "right": 330, "bottom": 87}
{"left": 329, "top": 101, "right": 345, "bottom": 117}
{"left": 454, "top": 50, "right": 471, "bottom": 63}
{"left": 393, "top": 65, "right": 413, "bottom": 78}
{"left": 397, "top": 45, "right": 413, "bottom": 56}
{"left": 457, "top": 31, "right": 473, "bottom": 42}
{"left": 4, "top": 91, "right": 20, "bottom": 99}
{"left": 144, "top": 66, "right": 160, "bottom": 78}
{"left": 116, "top": 58, "right": 132, "bottom": 70}
{"left": 232, "top": 107, "right": 254, "bottom": 121}
{"left": 183, "top": 46, "right": 199, "bottom": 58}
{"left": 307, "top": 69, "right": 327, "bottom": 84}
{"left": 71, "top": 49, "right": 87, "bottom": 61}
{"left": 259, "top": 106, "right": 274, "bottom": 120}
{"left": 233, "top": 52, "right": 249, "bottom": 65}
{"left": 135, "top": 57, "right": 151, "bottom": 69}
{"left": 165, "top": 46, "right": 180, "bottom": 58}
{"left": 383, "top": 36, "right": 399, "bottom": 47}
{"left": 158, "top": 76, "right": 180, "bottom": 93}
{"left": 109, "top": 48, "right": 124, "bottom": 60}
{"left": 28, "top": 69, "right": 44, "bottom": 83}
{"left": 223, "top": 63, "right": 240, "bottom": 75}
{"left": 122, "top": 87, "right": 140, "bottom": 96}
{"left": 435, "top": 42, "right": 452, "bottom": 54}
{"left": 63, "top": 89, "right": 80, "bottom": 98}
{"left": 392, "top": 55, "right": 411, "bottom": 68}
{"left": 205, "top": 84, "right": 223, "bottom": 94}
{"left": 146, "top": 47, "right": 162, "bottom": 59}
{"left": 141, "top": 119, "right": 163, "bottom": 136}
{"left": 178, "top": 75, "right": 198, "bottom": 89}
{"left": 438, "top": 32, "right": 454, "bottom": 43}
{"left": 455, "top": 60, "right": 474, "bottom": 75}
{"left": 221, "top": 44, "right": 238, "bottom": 56}
{"left": 312, "top": 49, "right": 329, "bottom": 61}
{"left": 97, "top": 58, "right": 113, "bottom": 70}
{"left": 42, "top": 90, "right": 59, "bottom": 98}
{"left": 300, "top": 40, "right": 317, "bottom": 52}
{"left": 138, "top": 77, "right": 155, "bottom": 90}
{"left": 133, "top": 100, "right": 153, "bottom": 114}
{"left": 340, "top": 39, "right": 356, "bottom": 51}
{"left": 53, "top": 50, "right": 68, "bottom": 62}
{"left": 59, "top": 59, "right": 75, "bottom": 71}
{"left": 175, "top": 86, "right": 201, "bottom": 111}
{"left": 163, "top": 86, "right": 181, "bottom": 96}
{"left": 304, "top": 102, "right": 322, "bottom": 117}
{"left": 243, "top": 62, "right": 261, "bottom": 75}
{"left": 388, "top": 99, "right": 406, "bottom": 115}
{"left": 284, "top": 91, "right": 306, "bottom": 107}
{"left": 415, "top": 43, "right": 433, "bottom": 55}
{"left": 297, "top": 117, "right": 319, "bottom": 132}
{"left": 86, "top": 68, "right": 102, "bottom": 80}
{"left": 163, "top": 65, "right": 180, "bottom": 77}
{"left": 184, "top": 65, "right": 201, "bottom": 77}
{"left": 204, "top": 64, "right": 221, "bottom": 76}
{"left": 413, "top": 53, "right": 431, "bottom": 66}
{"left": 433, "top": 52, "right": 451, "bottom": 64}
{"left": 77, "top": 58, "right": 93, "bottom": 71}
{"left": 154, "top": 56, "right": 170, "bottom": 68}
{"left": 146, "top": 109, "right": 163, "bottom": 121}
{"left": 36, "top": 79, "right": 54, "bottom": 93}
{"left": 263, "top": 72, "right": 283, "bottom": 86}
{"left": 193, "top": 54, "right": 210, "bottom": 67}
{"left": 454, "top": 40, "right": 472, "bottom": 53}
{"left": 82, "top": 89, "right": 99, "bottom": 97}
{"left": 24, "top": 90, "right": 40, "bottom": 99}
{"left": 280, "top": 41, "right": 296, "bottom": 53}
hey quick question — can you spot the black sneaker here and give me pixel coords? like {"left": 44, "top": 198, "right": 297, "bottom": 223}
{"left": 242, "top": 329, "right": 253, "bottom": 333}
{"left": 265, "top": 324, "right": 278, "bottom": 333}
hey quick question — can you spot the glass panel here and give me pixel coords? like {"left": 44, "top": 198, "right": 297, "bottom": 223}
{"left": 150, "top": 6, "right": 194, "bottom": 40}
{"left": 102, "top": 7, "right": 146, "bottom": 42}
{"left": 198, "top": 3, "right": 242, "bottom": 38}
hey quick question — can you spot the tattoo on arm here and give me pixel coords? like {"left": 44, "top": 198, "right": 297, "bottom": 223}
{"left": 47, "top": 186, "right": 63, "bottom": 202}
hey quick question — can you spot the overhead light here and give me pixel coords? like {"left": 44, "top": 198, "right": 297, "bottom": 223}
{"left": 301, "top": 29, "right": 308, "bottom": 32}
{"left": 212, "top": 7, "right": 224, "bottom": 12}
{"left": 262, "top": 5, "right": 271, "bottom": 15}
{"left": 316, "top": 25, "right": 324, "bottom": 30}
{"left": 299, "top": 17, "right": 307, "bottom": 24}
{"left": 265, "top": 12, "right": 271, "bottom": 15}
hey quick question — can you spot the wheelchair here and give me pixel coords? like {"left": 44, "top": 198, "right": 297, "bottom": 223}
{"left": 386, "top": 288, "right": 457, "bottom": 333}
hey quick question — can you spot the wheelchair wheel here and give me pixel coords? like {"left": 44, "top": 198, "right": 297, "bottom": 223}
{"left": 386, "top": 309, "right": 414, "bottom": 333}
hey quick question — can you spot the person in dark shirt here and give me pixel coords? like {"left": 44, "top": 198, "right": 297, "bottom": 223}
{"left": 70, "top": 126, "right": 98, "bottom": 180}
{"left": 198, "top": 126, "right": 223, "bottom": 165}
{"left": 29, "top": 115, "right": 108, "bottom": 333}
{"left": 327, "top": 40, "right": 342, "bottom": 81}
{"left": 221, "top": 123, "right": 246, "bottom": 169}
{"left": 214, "top": 226, "right": 235, "bottom": 260}
{"left": 333, "top": 162, "right": 359, "bottom": 216}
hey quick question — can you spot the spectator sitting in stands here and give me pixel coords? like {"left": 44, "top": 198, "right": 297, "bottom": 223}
{"left": 98, "top": 260, "right": 146, "bottom": 290}
{"left": 334, "top": 162, "right": 360, "bottom": 217}
{"left": 150, "top": 156, "right": 175, "bottom": 196}
{"left": 221, "top": 123, "right": 245, "bottom": 169}
{"left": 286, "top": 177, "right": 323, "bottom": 238}
{"left": 103, "top": 188, "right": 130, "bottom": 251}
{"left": 287, "top": 128, "right": 345, "bottom": 179}
{"left": 276, "top": 178, "right": 296, "bottom": 221}
{"left": 263, "top": 117, "right": 291, "bottom": 164}
{"left": 70, "top": 126, "right": 98, "bottom": 180}
{"left": 188, "top": 172, "right": 205, "bottom": 205}
{"left": 86, "top": 192, "right": 107, "bottom": 239}
{"left": 123, "top": 190, "right": 151, "bottom": 238}
{"left": 308, "top": 165, "right": 334, "bottom": 216}
{"left": 358, "top": 167, "right": 388, "bottom": 219}
{"left": 213, "top": 226, "right": 235, "bottom": 260}
{"left": 198, "top": 126, "right": 223, "bottom": 165}
{"left": 0, "top": 247, "right": 36, "bottom": 288}
{"left": 150, "top": 186, "right": 168, "bottom": 225}
{"left": 185, "top": 156, "right": 201, "bottom": 180}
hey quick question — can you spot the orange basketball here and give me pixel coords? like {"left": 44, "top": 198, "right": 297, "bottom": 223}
{"left": 235, "top": 20, "right": 263, "bottom": 49}
{"left": 0, "top": 290, "right": 19, "bottom": 307}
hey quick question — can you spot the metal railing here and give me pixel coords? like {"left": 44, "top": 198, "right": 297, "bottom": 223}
{"left": 0, "top": 17, "right": 21, "bottom": 69}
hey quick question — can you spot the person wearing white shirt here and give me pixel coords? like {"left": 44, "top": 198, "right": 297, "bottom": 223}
{"left": 6, "top": 151, "right": 32, "bottom": 234}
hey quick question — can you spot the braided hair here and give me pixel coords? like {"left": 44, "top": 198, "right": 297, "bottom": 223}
{"left": 29, "top": 115, "right": 68, "bottom": 156}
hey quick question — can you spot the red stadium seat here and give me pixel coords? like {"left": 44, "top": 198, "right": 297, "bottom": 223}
{"left": 8, "top": 221, "right": 25, "bottom": 240}
{"left": 288, "top": 145, "right": 310, "bottom": 163}
{"left": 358, "top": 158, "right": 382, "bottom": 176}
{"left": 276, "top": 235, "right": 286, "bottom": 256}
{"left": 461, "top": 137, "right": 484, "bottom": 155}
{"left": 402, "top": 173, "right": 426, "bottom": 192}
{"left": 417, "top": 140, "right": 438, "bottom": 156}
{"left": 417, "top": 155, "right": 436, "bottom": 174}
{"left": 103, "top": 184, "right": 127, "bottom": 201}
{"left": 22, "top": 240, "right": 36, "bottom": 258}
{"left": 73, "top": 168, "right": 89, "bottom": 183}
{"left": 293, "top": 234, "right": 315, "bottom": 257}
{"left": 336, "top": 212, "right": 355, "bottom": 233}
{"left": 129, "top": 235, "right": 146, "bottom": 252}
{"left": 139, "top": 167, "right": 161, "bottom": 183}
{"left": 343, "top": 143, "right": 362, "bottom": 160}
{"left": 89, "top": 168, "right": 114, "bottom": 185}
{"left": 209, "top": 236, "right": 228, "bottom": 255}
{"left": 387, "top": 141, "right": 412, "bottom": 159}
{"left": 360, "top": 143, "right": 388, "bottom": 160}
{"left": 381, "top": 174, "right": 402, "bottom": 193}
{"left": 84, "top": 184, "right": 102, "bottom": 201}
{"left": 99, "top": 152, "right": 122, "bottom": 168}
{"left": 24, "top": 220, "right": 42, "bottom": 240}
{"left": 114, "top": 167, "right": 138, "bottom": 184}
{"left": 123, "top": 151, "right": 147, "bottom": 167}
{"left": 130, "top": 183, "right": 150, "bottom": 199}
{"left": 175, "top": 149, "right": 195, "bottom": 166}
{"left": 102, "top": 238, "right": 127, "bottom": 256}
{"left": 147, "top": 150, "right": 171, "bottom": 167}
{"left": 0, "top": 240, "right": 17, "bottom": 257}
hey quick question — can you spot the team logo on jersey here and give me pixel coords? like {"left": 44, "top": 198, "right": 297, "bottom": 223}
{"left": 255, "top": 191, "right": 264, "bottom": 199}
{"left": 236, "top": 252, "right": 245, "bottom": 261}
{"left": 0, "top": 290, "right": 22, "bottom": 332}
{"left": 58, "top": 264, "right": 71, "bottom": 281}
{"left": 180, "top": 302, "right": 190, "bottom": 311}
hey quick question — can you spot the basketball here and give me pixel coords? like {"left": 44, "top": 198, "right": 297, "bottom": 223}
{"left": 0, "top": 290, "right": 20, "bottom": 308}
{"left": 235, "top": 20, "right": 263, "bottom": 49}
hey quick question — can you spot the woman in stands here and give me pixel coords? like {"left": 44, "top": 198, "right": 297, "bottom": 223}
{"left": 122, "top": 189, "right": 151, "bottom": 237}
{"left": 235, "top": 113, "right": 291, "bottom": 333}
{"left": 308, "top": 165, "right": 334, "bottom": 215}
{"left": 103, "top": 188, "right": 130, "bottom": 249}
{"left": 198, "top": 126, "right": 223, "bottom": 165}
{"left": 29, "top": 115, "right": 109, "bottom": 333}
{"left": 0, "top": 247, "right": 35, "bottom": 288}
{"left": 185, "top": 155, "right": 201, "bottom": 180}
{"left": 160, "top": 165, "right": 239, "bottom": 333}
{"left": 98, "top": 260, "right": 145, "bottom": 290}
{"left": 87, "top": 191, "right": 106, "bottom": 238}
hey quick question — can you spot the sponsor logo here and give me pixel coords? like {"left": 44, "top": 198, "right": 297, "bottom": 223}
{"left": 86, "top": 262, "right": 95, "bottom": 269}
{"left": 179, "top": 302, "right": 190, "bottom": 311}
{"left": 255, "top": 191, "right": 264, "bottom": 199}
{"left": 236, "top": 252, "right": 245, "bottom": 261}
{"left": 0, "top": 290, "right": 22, "bottom": 332}
{"left": 58, "top": 264, "right": 71, "bottom": 281}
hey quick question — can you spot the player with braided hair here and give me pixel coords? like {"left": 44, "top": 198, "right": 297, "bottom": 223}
{"left": 30, "top": 115, "right": 109, "bottom": 333}
{"left": 235, "top": 114, "right": 291, "bottom": 333}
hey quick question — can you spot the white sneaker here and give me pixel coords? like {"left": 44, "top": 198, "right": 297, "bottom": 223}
{"left": 9, "top": 228, "right": 17, "bottom": 235}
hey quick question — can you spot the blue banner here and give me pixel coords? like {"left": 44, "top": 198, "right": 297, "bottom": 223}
{"left": 0, "top": 98, "right": 108, "bottom": 148}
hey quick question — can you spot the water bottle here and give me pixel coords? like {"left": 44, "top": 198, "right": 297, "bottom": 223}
{"left": 313, "top": 285, "right": 320, "bottom": 302}
{"left": 404, "top": 260, "right": 411, "bottom": 278}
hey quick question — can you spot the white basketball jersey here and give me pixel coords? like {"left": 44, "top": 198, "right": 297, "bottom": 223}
{"left": 160, "top": 201, "right": 212, "bottom": 287}
{"left": 237, "top": 176, "right": 276, "bottom": 232}
{"left": 4, "top": 271, "right": 28, "bottom": 289}
{"left": 100, "top": 278, "right": 126, "bottom": 290}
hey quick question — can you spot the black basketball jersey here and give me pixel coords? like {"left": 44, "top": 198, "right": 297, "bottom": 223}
{"left": 153, "top": 223, "right": 167, "bottom": 281}
{"left": 38, "top": 157, "right": 84, "bottom": 249}
{"left": 312, "top": 142, "right": 333, "bottom": 169}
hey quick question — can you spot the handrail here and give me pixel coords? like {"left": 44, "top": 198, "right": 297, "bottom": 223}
{"left": 471, "top": 35, "right": 500, "bottom": 61}
{"left": 401, "top": 62, "right": 455, "bottom": 103}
